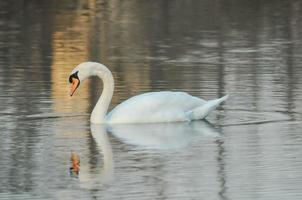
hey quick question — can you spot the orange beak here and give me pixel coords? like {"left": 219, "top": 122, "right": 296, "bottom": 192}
{"left": 70, "top": 78, "right": 80, "bottom": 96}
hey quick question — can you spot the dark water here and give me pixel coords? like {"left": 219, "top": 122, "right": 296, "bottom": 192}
{"left": 1, "top": 0, "right": 302, "bottom": 199}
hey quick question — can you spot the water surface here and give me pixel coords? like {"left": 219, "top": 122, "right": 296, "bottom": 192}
{"left": 0, "top": 1, "right": 302, "bottom": 199}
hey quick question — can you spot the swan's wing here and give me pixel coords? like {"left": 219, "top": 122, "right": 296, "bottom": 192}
{"left": 106, "top": 91, "right": 206, "bottom": 123}
{"left": 186, "top": 95, "right": 229, "bottom": 120}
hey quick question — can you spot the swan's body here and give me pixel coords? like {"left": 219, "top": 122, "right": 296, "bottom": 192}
{"left": 69, "top": 62, "right": 228, "bottom": 124}
{"left": 107, "top": 91, "right": 205, "bottom": 123}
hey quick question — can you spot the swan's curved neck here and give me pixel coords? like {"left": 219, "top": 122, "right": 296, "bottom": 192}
{"left": 90, "top": 69, "right": 114, "bottom": 124}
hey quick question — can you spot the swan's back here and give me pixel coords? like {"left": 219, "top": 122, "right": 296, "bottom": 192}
{"left": 106, "top": 91, "right": 206, "bottom": 124}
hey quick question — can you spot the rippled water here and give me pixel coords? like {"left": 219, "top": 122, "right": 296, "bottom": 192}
{"left": 1, "top": 1, "right": 302, "bottom": 199}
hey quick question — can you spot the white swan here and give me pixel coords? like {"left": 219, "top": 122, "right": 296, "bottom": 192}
{"left": 69, "top": 62, "right": 228, "bottom": 124}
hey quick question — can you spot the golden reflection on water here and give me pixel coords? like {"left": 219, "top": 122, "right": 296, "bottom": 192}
{"left": 50, "top": 1, "right": 97, "bottom": 114}
{"left": 49, "top": 0, "right": 158, "bottom": 114}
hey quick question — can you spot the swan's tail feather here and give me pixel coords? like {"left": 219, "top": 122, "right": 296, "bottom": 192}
{"left": 187, "top": 94, "right": 229, "bottom": 120}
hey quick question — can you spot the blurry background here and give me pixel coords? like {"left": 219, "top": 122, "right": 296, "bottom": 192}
{"left": 0, "top": 0, "right": 302, "bottom": 199}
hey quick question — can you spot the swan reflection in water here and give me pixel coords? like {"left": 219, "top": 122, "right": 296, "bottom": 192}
{"left": 78, "top": 124, "right": 114, "bottom": 187}
{"left": 79, "top": 120, "right": 221, "bottom": 187}
{"left": 108, "top": 120, "right": 221, "bottom": 150}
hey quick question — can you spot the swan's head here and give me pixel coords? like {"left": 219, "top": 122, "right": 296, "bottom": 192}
{"left": 69, "top": 62, "right": 111, "bottom": 96}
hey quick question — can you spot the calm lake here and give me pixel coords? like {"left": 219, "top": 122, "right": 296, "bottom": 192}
{"left": 0, "top": 0, "right": 302, "bottom": 199}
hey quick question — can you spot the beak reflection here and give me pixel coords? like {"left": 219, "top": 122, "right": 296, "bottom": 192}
{"left": 70, "top": 152, "right": 80, "bottom": 178}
